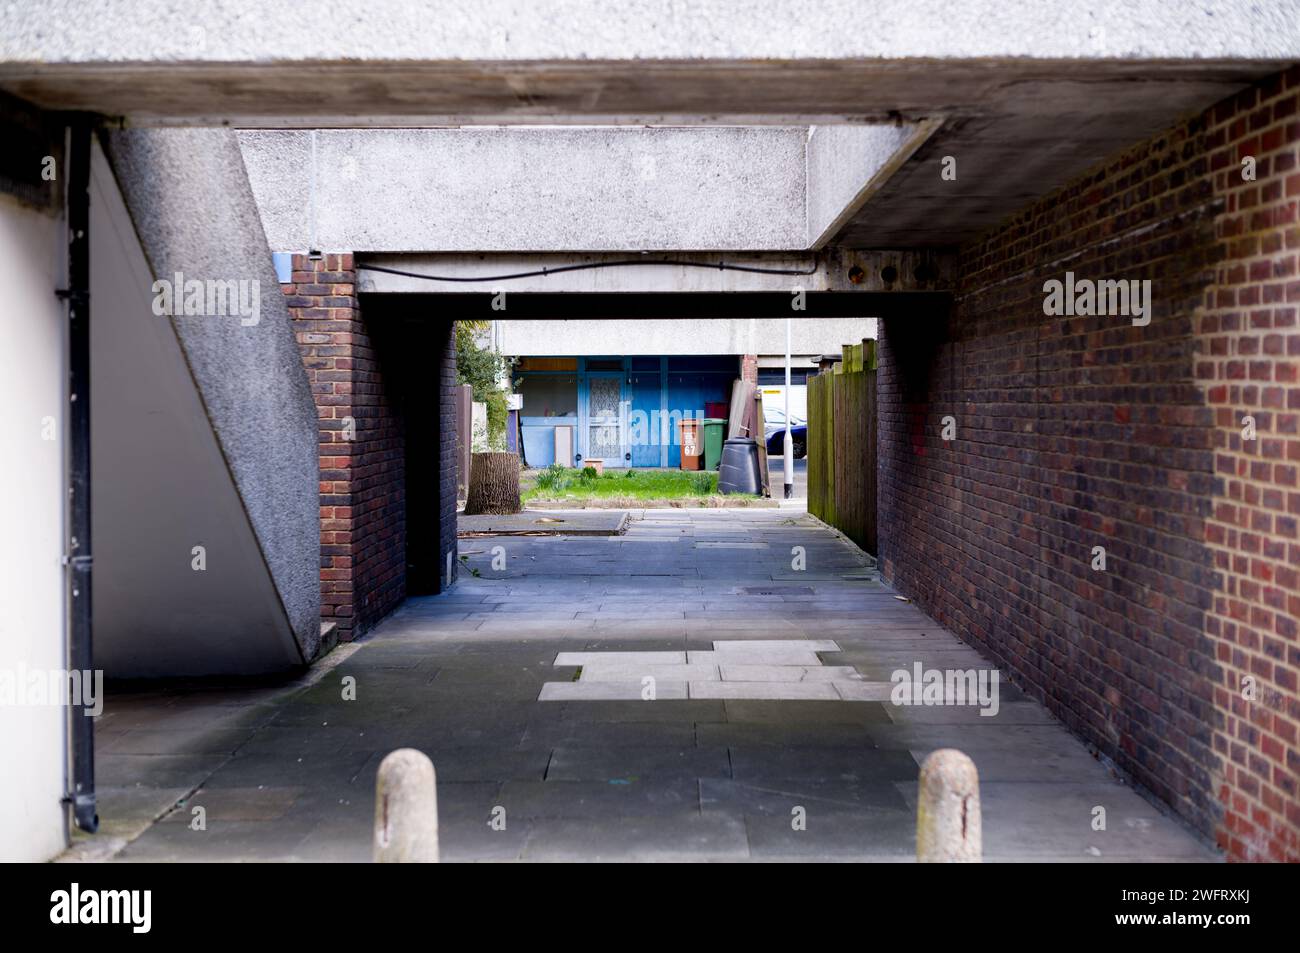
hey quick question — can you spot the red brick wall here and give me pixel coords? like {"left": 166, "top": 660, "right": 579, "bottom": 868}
{"left": 879, "top": 66, "right": 1299, "bottom": 861}
{"left": 1198, "top": 70, "right": 1300, "bottom": 861}
{"left": 283, "top": 254, "right": 406, "bottom": 640}
{"left": 441, "top": 333, "right": 461, "bottom": 585}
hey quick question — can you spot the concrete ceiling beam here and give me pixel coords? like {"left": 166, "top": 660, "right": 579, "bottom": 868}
{"left": 356, "top": 249, "right": 956, "bottom": 293}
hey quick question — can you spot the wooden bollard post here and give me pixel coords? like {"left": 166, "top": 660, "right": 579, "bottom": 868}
{"left": 374, "top": 749, "right": 439, "bottom": 863}
{"left": 917, "top": 748, "right": 981, "bottom": 862}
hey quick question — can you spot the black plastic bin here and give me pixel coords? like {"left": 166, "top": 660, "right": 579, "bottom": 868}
{"left": 718, "top": 438, "right": 762, "bottom": 495}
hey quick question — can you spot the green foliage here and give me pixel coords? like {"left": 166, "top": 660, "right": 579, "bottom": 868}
{"left": 484, "top": 389, "right": 509, "bottom": 447}
{"left": 456, "top": 320, "right": 514, "bottom": 449}
{"left": 535, "top": 463, "right": 567, "bottom": 492}
{"left": 522, "top": 467, "right": 750, "bottom": 504}
{"left": 688, "top": 470, "right": 716, "bottom": 495}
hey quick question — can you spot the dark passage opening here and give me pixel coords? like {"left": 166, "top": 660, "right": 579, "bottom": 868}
{"left": 355, "top": 290, "right": 949, "bottom": 627}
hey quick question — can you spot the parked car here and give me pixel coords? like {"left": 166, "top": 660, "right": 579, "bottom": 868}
{"left": 764, "top": 409, "right": 807, "bottom": 459}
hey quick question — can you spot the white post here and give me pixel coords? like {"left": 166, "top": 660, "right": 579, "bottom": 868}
{"left": 916, "top": 749, "right": 981, "bottom": 862}
{"left": 374, "top": 749, "right": 440, "bottom": 863}
{"left": 783, "top": 317, "right": 794, "bottom": 499}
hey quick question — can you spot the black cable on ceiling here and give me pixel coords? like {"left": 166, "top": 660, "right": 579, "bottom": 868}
{"left": 358, "top": 258, "right": 820, "bottom": 283}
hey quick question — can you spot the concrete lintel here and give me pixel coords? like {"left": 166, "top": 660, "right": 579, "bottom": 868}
{"left": 357, "top": 249, "right": 955, "bottom": 294}
{"left": 359, "top": 253, "right": 830, "bottom": 294}
{"left": 362, "top": 291, "right": 952, "bottom": 321}
{"left": 807, "top": 120, "right": 942, "bottom": 249}
{"left": 5, "top": 3, "right": 1296, "bottom": 125}
{"left": 241, "top": 125, "right": 919, "bottom": 253}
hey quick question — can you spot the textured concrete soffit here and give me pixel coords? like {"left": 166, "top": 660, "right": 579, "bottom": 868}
{"left": 3, "top": 1, "right": 1300, "bottom": 61}
{"left": 238, "top": 125, "right": 921, "bottom": 253}
{"left": 100, "top": 127, "right": 322, "bottom": 660}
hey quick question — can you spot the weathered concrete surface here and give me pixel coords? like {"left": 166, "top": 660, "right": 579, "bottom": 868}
{"left": 355, "top": 249, "right": 953, "bottom": 293}
{"left": 805, "top": 123, "right": 930, "bottom": 247}
{"left": 75, "top": 511, "right": 1216, "bottom": 862}
{"left": 98, "top": 127, "right": 320, "bottom": 671}
{"left": 89, "top": 139, "right": 305, "bottom": 677}
{"left": 241, "top": 127, "right": 812, "bottom": 252}
{"left": 240, "top": 125, "right": 938, "bottom": 252}
{"left": 2, "top": 2, "right": 1297, "bottom": 72}
{"left": 917, "top": 749, "right": 982, "bottom": 862}
{"left": 2, "top": 3, "right": 1294, "bottom": 252}
{"left": 373, "top": 749, "right": 440, "bottom": 862}
{"left": 458, "top": 510, "right": 628, "bottom": 537}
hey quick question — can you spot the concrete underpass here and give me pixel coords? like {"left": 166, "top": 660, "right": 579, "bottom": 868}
{"left": 1, "top": 2, "right": 1297, "bottom": 867}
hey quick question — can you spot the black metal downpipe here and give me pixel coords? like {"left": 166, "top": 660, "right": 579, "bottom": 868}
{"left": 64, "top": 119, "right": 97, "bottom": 833}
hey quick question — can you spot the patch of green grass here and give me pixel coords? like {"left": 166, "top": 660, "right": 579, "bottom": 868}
{"left": 523, "top": 466, "right": 750, "bottom": 503}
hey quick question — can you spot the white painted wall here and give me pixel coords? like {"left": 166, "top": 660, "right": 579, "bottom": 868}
{"left": 498, "top": 317, "right": 875, "bottom": 358}
{"left": 89, "top": 140, "right": 304, "bottom": 677}
{"left": 0, "top": 192, "right": 68, "bottom": 862}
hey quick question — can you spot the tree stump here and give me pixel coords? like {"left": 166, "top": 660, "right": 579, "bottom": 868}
{"left": 463, "top": 451, "right": 522, "bottom": 515}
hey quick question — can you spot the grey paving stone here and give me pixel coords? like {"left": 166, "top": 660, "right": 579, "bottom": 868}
{"left": 728, "top": 746, "right": 919, "bottom": 783}
{"left": 520, "top": 720, "right": 696, "bottom": 749}
{"left": 100, "top": 727, "right": 256, "bottom": 756}
{"left": 579, "top": 662, "right": 720, "bottom": 682}
{"left": 556, "top": 699, "right": 724, "bottom": 722}
{"left": 522, "top": 814, "right": 750, "bottom": 861}
{"left": 113, "top": 820, "right": 314, "bottom": 862}
{"left": 694, "top": 720, "right": 877, "bottom": 748}
{"left": 199, "top": 750, "right": 374, "bottom": 789}
{"left": 158, "top": 785, "right": 304, "bottom": 823}
{"left": 546, "top": 745, "right": 731, "bottom": 781}
{"left": 700, "top": 777, "right": 912, "bottom": 815}
{"left": 744, "top": 809, "right": 915, "bottom": 860}
{"left": 495, "top": 778, "right": 700, "bottom": 820}
{"left": 87, "top": 510, "right": 1218, "bottom": 863}
{"left": 91, "top": 785, "right": 195, "bottom": 840}
{"left": 718, "top": 664, "right": 863, "bottom": 682}
{"left": 722, "top": 699, "right": 892, "bottom": 725}
{"left": 883, "top": 699, "right": 1058, "bottom": 725}
{"left": 438, "top": 818, "right": 533, "bottom": 862}
{"left": 690, "top": 681, "right": 840, "bottom": 700}
{"left": 911, "top": 781, "right": 1218, "bottom": 862}
{"left": 539, "top": 680, "right": 690, "bottom": 701}
{"left": 352, "top": 746, "right": 551, "bottom": 783}
{"left": 554, "top": 650, "right": 685, "bottom": 665}
{"left": 95, "top": 753, "right": 226, "bottom": 790}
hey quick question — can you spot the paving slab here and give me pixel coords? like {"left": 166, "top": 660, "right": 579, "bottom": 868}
{"left": 689, "top": 681, "right": 840, "bottom": 700}
{"left": 522, "top": 814, "right": 750, "bottom": 862}
{"left": 538, "top": 680, "right": 689, "bottom": 701}
{"left": 718, "top": 664, "right": 864, "bottom": 682}
{"left": 546, "top": 744, "right": 731, "bottom": 781}
{"left": 77, "top": 509, "right": 1218, "bottom": 863}
{"left": 458, "top": 510, "right": 628, "bottom": 536}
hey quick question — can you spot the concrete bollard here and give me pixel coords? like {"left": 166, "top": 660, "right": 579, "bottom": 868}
{"left": 373, "top": 748, "right": 440, "bottom": 863}
{"left": 916, "top": 748, "right": 981, "bottom": 863}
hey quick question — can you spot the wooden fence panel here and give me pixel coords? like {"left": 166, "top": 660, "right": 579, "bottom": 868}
{"left": 806, "top": 341, "right": 877, "bottom": 555}
{"left": 807, "top": 373, "right": 823, "bottom": 518}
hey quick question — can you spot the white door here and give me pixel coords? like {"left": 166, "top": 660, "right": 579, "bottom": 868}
{"left": 585, "top": 374, "right": 628, "bottom": 467}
